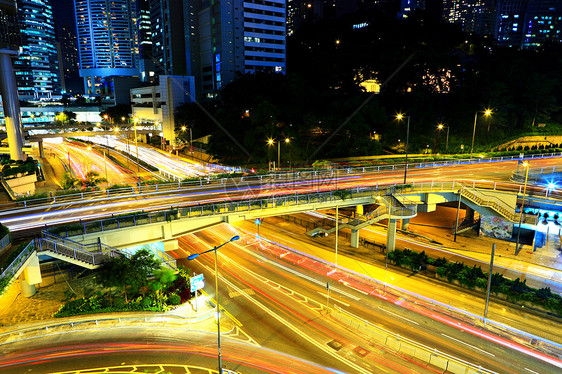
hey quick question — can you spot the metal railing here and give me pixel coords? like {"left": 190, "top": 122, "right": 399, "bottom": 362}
{"left": 0, "top": 233, "right": 10, "bottom": 252}
{"left": 0, "top": 241, "right": 35, "bottom": 291}
{"left": 332, "top": 305, "right": 499, "bottom": 374}
{"left": 38, "top": 232, "right": 177, "bottom": 271}
{"left": 1, "top": 151, "right": 559, "bottom": 212}
{"left": 37, "top": 237, "right": 121, "bottom": 267}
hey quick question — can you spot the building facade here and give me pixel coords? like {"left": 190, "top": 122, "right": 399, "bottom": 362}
{"left": 56, "top": 25, "right": 81, "bottom": 94}
{"left": 496, "top": 0, "right": 562, "bottom": 48}
{"left": 149, "top": 0, "right": 187, "bottom": 77}
{"left": 74, "top": 0, "right": 140, "bottom": 95}
{"left": 0, "top": 0, "right": 25, "bottom": 160}
{"left": 185, "top": 0, "right": 286, "bottom": 99}
{"left": 15, "top": 0, "right": 60, "bottom": 100}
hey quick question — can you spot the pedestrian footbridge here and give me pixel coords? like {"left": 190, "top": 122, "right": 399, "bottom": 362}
{"left": 2, "top": 181, "right": 543, "bottom": 298}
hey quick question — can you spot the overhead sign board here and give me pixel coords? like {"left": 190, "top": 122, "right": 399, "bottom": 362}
{"left": 190, "top": 273, "right": 204, "bottom": 292}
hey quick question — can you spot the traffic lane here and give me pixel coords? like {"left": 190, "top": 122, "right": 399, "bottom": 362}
{"left": 181, "top": 230, "right": 433, "bottom": 374}
{"left": 236, "top": 221, "right": 561, "bottom": 373}
{"left": 222, "top": 227, "right": 526, "bottom": 374}
{"left": 183, "top": 228, "right": 504, "bottom": 374}
{"left": 0, "top": 329, "right": 336, "bottom": 374}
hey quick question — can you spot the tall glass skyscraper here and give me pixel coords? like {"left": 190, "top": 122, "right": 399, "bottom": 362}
{"left": 74, "top": 0, "right": 140, "bottom": 95}
{"left": 15, "top": 0, "right": 60, "bottom": 100}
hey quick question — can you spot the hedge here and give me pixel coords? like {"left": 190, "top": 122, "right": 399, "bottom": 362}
{"left": 387, "top": 248, "right": 562, "bottom": 315}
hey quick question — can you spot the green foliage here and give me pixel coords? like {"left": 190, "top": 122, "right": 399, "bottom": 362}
{"left": 388, "top": 248, "right": 562, "bottom": 315}
{"left": 0, "top": 223, "right": 9, "bottom": 238}
{"left": 84, "top": 171, "right": 107, "bottom": 187}
{"left": 61, "top": 172, "right": 81, "bottom": 190}
{"left": 1, "top": 157, "right": 37, "bottom": 179}
{"left": 168, "top": 293, "right": 181, "bottom": 305}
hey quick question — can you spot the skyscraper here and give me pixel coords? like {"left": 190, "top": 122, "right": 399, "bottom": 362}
{"left": 56, "top": 25, "right": 81, "bottom": 94}
{"left": 15, "top": 0, "right": 60, "bottom": 100}
{"left": 185, "top": 0, "right": 286, "bottom": 99}
{"left": 442, "top": 0, "right": 495, "bottom": 35}
{"left": 137, "top": 0, "right": 154, "bottom": 82}
{"left": 149, "top": 0, "right": 186, "bottom": 76}
{"left": 0, "top": 0, "right": 25, "bottom": 160}
{"left": 74, "top": 0, "right": 140, "bottom": 95}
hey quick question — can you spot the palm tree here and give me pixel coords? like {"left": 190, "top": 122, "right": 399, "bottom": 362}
{"left": 84, "top": 171, "right": 107, "bottom": 187}
{"left": 60, "top": 172, "right": 81, "bottom": 190}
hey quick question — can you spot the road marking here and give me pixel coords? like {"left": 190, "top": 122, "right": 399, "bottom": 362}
{"left": 441, "top": 334, "right": 495, "bottom": 356}
{"left": 524, "top": 368, "right": 540, "bottom": 374}
{"left": 341, "top": 281, "right": 368, "bottom": 295}
{"left": 317, "top": 292, "right": 350, "bottom": 307}
{"left": 376, "top": 307, "right": 418, "bottom": 325}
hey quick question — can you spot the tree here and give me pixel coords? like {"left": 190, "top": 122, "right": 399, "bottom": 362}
{"left": 150, "top": 268, "right": 177, "bottom": 309}
{"left": 99, "top": 105, "right": 131, "bottom": 124}
{"left": 84, "top": 170, "right": 107, "bottom": 187}
{"left": 60, "top": 172, "right": 81, "bottom": 190}
{"left": 96, "top": 255, "right": 131, "bottom": 304}
{"left": 128, "top": 249, "right": 161, "bottom": 297}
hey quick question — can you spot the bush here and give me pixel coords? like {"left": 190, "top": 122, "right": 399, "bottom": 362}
{"left": 168, "top": 293, "right": 181, "bottom": 305}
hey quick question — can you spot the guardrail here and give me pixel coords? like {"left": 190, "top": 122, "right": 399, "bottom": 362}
{"left": 37, "top": 237, "right": 121, "bottom": 267}
{"left": 332, "top": 305, "right": 498, "bottom": 374}
{"left": 39, "top": 232, "right": 177, "bottom": 271}
{"left": 47, "top": 186, "right": 400, "bottom": 239}
{"left": 256, "top": 234, "right": 562, "bottom": 364}
{"left": 1, "top": 151, "right": 559, "bottom": 212}
{"left": 0, "top": 233, "right": 10, "bottom": 253}
{"left": 0, "top": 241, "right": 35, "bottom": 292}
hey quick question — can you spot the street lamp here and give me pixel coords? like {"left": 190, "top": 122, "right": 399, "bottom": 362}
{"left": 187, "top": 235, "right": 240, "bottom": 374}
{"left": 470, "top": 109, "right": 492, "bottom": 159}
{"left": 515, "top": 161, "right": 530, "bottom": 252}
{"left": 395, "top": 113, "right": 410, "bottom": 184}
{"left": 376, "top": 195, "right": 390, "bottom": 288}
{"left": 438, "top": 123, "right": 449, "bottom": 152}
{"left": 267, "top": 138, "right": 290, "bottom": 170}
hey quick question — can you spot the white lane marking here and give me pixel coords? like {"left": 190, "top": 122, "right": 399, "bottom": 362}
{"left": 317, "top": 292, "right": 350, "bottom": 307}
{"left": 441, "top": 334, "right": 495, "bottom": 357}
{"left": 377, "top": 306, "right": 419, "bottom": 325}
{"left": 242, "top": 248, "right": 361, "bottom": 301}
{"left": 524, "top": 368, "right": 540, "bottom": 374}
{"left": 341, "top": 281, "right": 369, "bottom": 295}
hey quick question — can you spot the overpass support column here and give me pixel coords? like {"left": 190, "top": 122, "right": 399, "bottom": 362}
{"left": 350, "top": 229, "right": 359, "bottom": 248}
{"left": 402, "top": 218, "right": 410, "bottom": 231}
{"left": 466, "top": 207, "right": 475, "bottom": 223}
{"left": 19, "top": 253, "right": 42, "bottom": 297}
{"left": 355, "top": 205, "right": 364, "bottom": 217}
{"left": 0, "top": 50, "right": 25, "bottom": 161}
{"left": 386, "top": 218, "right": 398, "bottom": 253}
{"left": 38, "top": 140, "right": 45, "bottom": 158}
{"left": 163, "top": 239, "right": 178, "bottom": 252}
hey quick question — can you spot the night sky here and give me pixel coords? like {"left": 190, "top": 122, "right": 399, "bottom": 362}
{"left": 51, "top": 0, "right": 75, "bottom": 30}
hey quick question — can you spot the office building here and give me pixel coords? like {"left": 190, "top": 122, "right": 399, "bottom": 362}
{"left": 74, "top": 0, "right": 140, "bottom": 96}
{"left": 0, "top": 0, "right": 25, "bottom": 160}
{"left": 149, "top": 0, "right": 186, "bottom": 76}
{"left": 185, "top": 0, "right": 286, "bottom": 99}
{"left": 56, "top": 25, "right": 81, "bottom": 94}
{"left": 442, "top": 0, "right": 495, "bottom": 35}
{"left": 496, "top": 0, "right": 562, "bottom": 48}
{"left": 138, "top": 0, "right": 154, "bottom": 82}
{"left": 15, "top": 0, "right": 60, "bottom": 100}
{"left": 130, "top": 75, "right": 195, "bottom": 144}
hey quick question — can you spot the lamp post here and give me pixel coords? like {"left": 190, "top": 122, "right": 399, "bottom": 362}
{"left": 515, "top": 161, "right": 530, "bottom": 252}
{"left": 133, "top": 118, "right": 141, "bottom": 191}
{"left": 396, "top": 114, "right": 410, "bottom": 184}
{"left": 438, "top": 123, "right": 449, "bottom": 152}
{"left": 470, "top": 109, "right": 492, "bottom": 160}
{"left": 376, "top": 196, "right": 390, "bottom": 288}
{"left": 187, "top": 235, "right": 240, "bottom": 374}
{"left": 267, "top": 138, "right": 290, "bottom": 170}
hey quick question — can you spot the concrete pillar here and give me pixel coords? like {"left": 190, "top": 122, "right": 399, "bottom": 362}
{"left": 0, "top": 51, "right": 25, "bottom": 161}
{"left": 402, "top": 218, "right": 410, "bottom": 231}
{"left": 350, "top": 229, "right": 359, "bottom": 248}
{"left": 163, "top": 239, "right": 178, "bottom": 252}
{"left": 386, "top": 218, "right": 398, "bottom": 253}
{"left": 466, "top": 207, "right": 475, "bottom": 223}
{"left": 38, "top": 140, "right": 45, "bottom": 158}
{"left": 20, "top": 253, "right": 42, "bottom": 297}
{"left": 355, "top": 205, "right": 364, "bottom": 217}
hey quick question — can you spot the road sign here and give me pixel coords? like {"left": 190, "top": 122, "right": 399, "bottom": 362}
{"left": 190, "top": 273, "right": 204, "bottom": 292}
